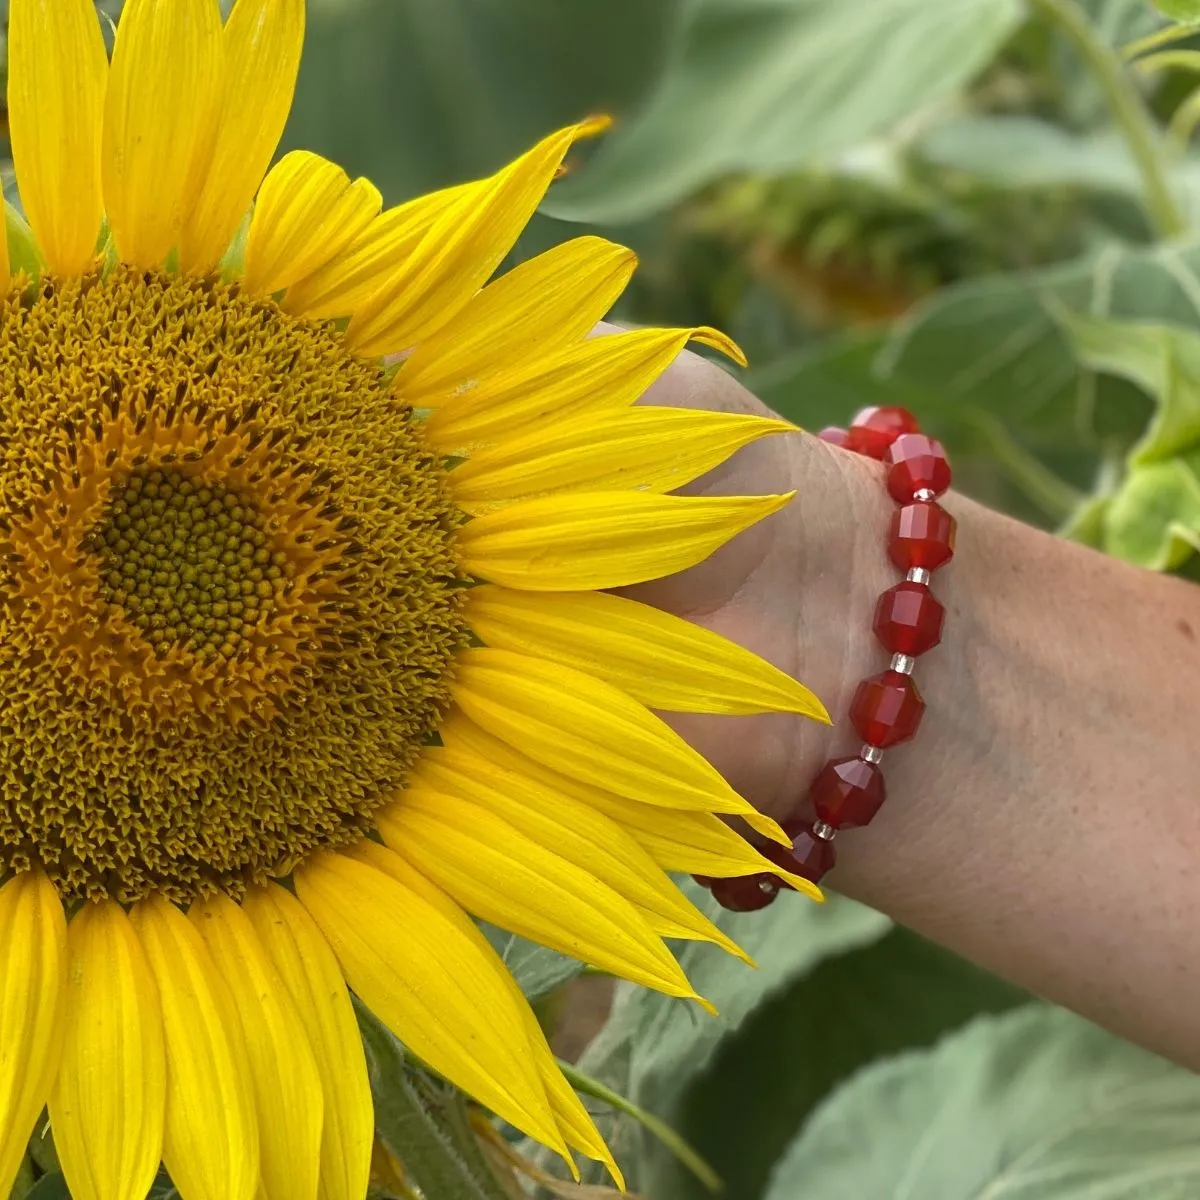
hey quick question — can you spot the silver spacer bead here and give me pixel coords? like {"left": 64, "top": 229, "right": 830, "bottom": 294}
{"left": 906, "top": 566, "right": 931, "bottom": 586}
{"left": 914, "top": 487, "right": 936, "bottom": 502}
{"left": 811, "top": 819, "right": 837, "bottom": 841}
{"left": 757, "top": 877, "right": 776, "bottom": 895}
{"left": 861, "top": 744, "right": 884, "bottom": 764}
{"left": 890, "top": 652, "right": 916, "bottom": 676}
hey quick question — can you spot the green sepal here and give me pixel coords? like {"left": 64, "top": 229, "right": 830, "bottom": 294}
{"left": 5, "top": 202, "right": 42, "bottom": 289}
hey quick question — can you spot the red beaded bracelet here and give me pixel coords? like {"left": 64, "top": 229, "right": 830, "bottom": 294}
{"left": 700, "top": 405, "right": 954, "bottom": 912}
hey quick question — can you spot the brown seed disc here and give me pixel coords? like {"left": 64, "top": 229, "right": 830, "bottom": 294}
{"left": 0, "top": 268, "right": 467, "bottom": 903}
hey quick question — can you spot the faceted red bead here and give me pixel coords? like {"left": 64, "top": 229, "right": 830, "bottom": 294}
{"left": 785, "top": 823, "right": 837, "bottom": 882}
{"left": 809, "top": 756, "right": 886, "bottom": 828}
{"left": 846, "top": 406, "right": 919, "bottom": 459}
{"left": 884, "top": 432, "right": 951, "bottom": 503}
{"left": 888, "top": 501, "right": 956, "bottom": 571}
{"left": 873, "top": 581, "right": 945, "bottom": 656}
{"left": 850, "top": 670, "right": 925, "bottom": 747}
{"left": 817, "top": 426, "right": 851, "bottom": 448}
{"left": 709, "top": 872, "right": 780, "bottom": 912}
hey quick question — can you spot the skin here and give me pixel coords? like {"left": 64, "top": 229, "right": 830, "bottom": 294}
{"left": 630, "top": 344, "right": 1200, "bottom": 1072}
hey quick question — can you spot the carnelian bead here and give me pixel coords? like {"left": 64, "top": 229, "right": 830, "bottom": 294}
{"left": 888, "top": 501, "right": 956, "bottom": 571}
{"left": 809, "top": 756, "right": 886, "bottom": 828}
{"left": 784, "top": 823, "right": 837, "bottom": 881}
{"left": 874, "top": 581, "right": 945, "bottom": 656}
{"left": 709, "top": 872, "right": 779, "bottom": 911}
{"left": 818, "top": 426, "right": 850, "bottom": 448}
{"left": 884, "top": 432, "right": 951, "bottom": 503}
{"left": 846, "top": 406, "right": 918, "bottom": 459}
{"left": 850, "top": 670, "right": 925, "bottom": 747}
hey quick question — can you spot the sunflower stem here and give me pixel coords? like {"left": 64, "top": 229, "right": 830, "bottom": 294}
{"left": 356, "top": 1001, "right": 516, "bottom": 1200}
{"left": 1033, "top": 0, "right": 1187, "bottom": 238}
{"left": 556, "top": 1058, "right": 723, "bottom": 1193}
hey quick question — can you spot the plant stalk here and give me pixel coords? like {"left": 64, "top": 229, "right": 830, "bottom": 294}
{"left": 556, "top": 1058, "right": 722, "bottom": 1193}
{"left": 1033, "top": 0, "right": 1188, "bottom": 238}
{"left": 1123, "top": 20, "right": 1200, "bottom": 62}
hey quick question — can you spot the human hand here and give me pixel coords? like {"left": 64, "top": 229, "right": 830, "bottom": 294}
{"left": 625, "top": 341, "right": 898, "bottom": 829}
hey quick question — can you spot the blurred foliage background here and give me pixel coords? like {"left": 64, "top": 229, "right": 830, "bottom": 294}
{"left": 8, "top": 0, "right": 1200, "bottom": 1196}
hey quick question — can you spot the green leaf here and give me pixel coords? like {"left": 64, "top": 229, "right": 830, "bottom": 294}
{"left": 626, "top": 890, "right": 889, "bottom": 1116}
{"left": 1104, "top": 456, "right": 1200, "bottom": 566}
{"left": 1132, "top": 339, "right": 1200, "bottom": 462}
{"left": 1061, "top": 489, "right": 1114, "bottom": 544}
{"left": 562, "top": 886, "right": 888, "bottom": 1188}
{"left": 1154, "top": 0, "right": 1200, "bottom": 22}
{"left": 915, "top": 113, "right": 1200, "bottom": 220}
{"left": 21, "top": 1178, "right": 69, "bottom": 1200}
{"left": 1058, "top": 309, "right": 1177, "bottom": 394}
{"left": 1059, "top": 311, "right": 1200, "bottom": 462}
{"left": 544, "top": 0, "right": 1023, "bottom": 224}
{"left": 643, "top": 926, "right": 1026, "bottom": 1200}
{"left": 479, "top": 924, "right": 585, "bottom": 1004}
{"left": 753, "top": 241, "right": 1200, "bottom": 522}
{"left": 282, "top": 0, "right": 687, "bottom": 202}
{"left": 8, "top": 1156, "right": 36, "bottom": 1199}
{"left": 765, "top": 1005, "right": 1200, "bottom": 1199}
{"left": 355, "top": 1002, "right": 512, "bottom": 1200}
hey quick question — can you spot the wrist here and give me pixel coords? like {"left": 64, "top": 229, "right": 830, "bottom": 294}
{"left": 714, "top": 408, "right": 986, "bottom": 907}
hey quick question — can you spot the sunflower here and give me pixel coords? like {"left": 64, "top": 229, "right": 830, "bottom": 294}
{"left": 0, "top": 1, "right": 830, "bottom": 1197}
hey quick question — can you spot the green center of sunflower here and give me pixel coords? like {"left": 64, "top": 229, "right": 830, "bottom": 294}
{"left": 87, "top": 471, "right": 285, "bottom": 658}
{"left": 0, "top": 268, "right": 468, "bottom": 904}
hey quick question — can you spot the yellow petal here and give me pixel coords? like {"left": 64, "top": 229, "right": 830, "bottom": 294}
{"left": 282, "top": 182, "right": 470, "bottom": 320}
{"left": 180, "top": 0, "right": 305, "bottom": 273}
{"left": 242, "top": 152, "right": 382, "bottom": 297}
{"left": 465, "top": 586, "right": 828, "bottom": 719}
{"left": 413, "top": 745, "right": 749, "bottom": 959}
{"left": 294, "top": 850, "right": 567, "bottom": 1156}
{"left": 8, "top": 0, "right": 108, "bottom": 276}
{"left": 347, "top": 842, "right": 623, "bottom": 1189}
{"left": 243, "top": 884, "right": 373, "bottom": 1200}
{"left": 589, "top": 801, "right": 819, "bottom": 892}
{"left": 103, "top": 0, "right": 225, "bottom": 269}
{"left": 425, "top": 325, "right": 743, "bottom": 450}
{"left": 344, "top": 118, "right": 610, "bottom": 356}
{"left": 131, "top": 895, "right": 258, "bottom": 1200}
{"left": 450, "top": 406, "right": 794, "bottom": 512}
{"left": 440, "top": 712, "right": 819, "bottom": 895}
{"left": 0, "top": 872, "right": 67, "bottom": 1197}
{"left": 378, "top": 787, "right": 712, "bottom": 1003}
{"left": 50, "top": 901, "right": 165, "bottom": 1200}
{"left": 458, "top": 489, "right": 792, "bottom": 592}
{"left": 450, "top": 648, "right": 789, "bottom": 843}
{"left": 395, "top": 236, "right": 637, "bottom": 404}
{"left": 191, "top": 894, "right": 323, "bottom": 1200}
